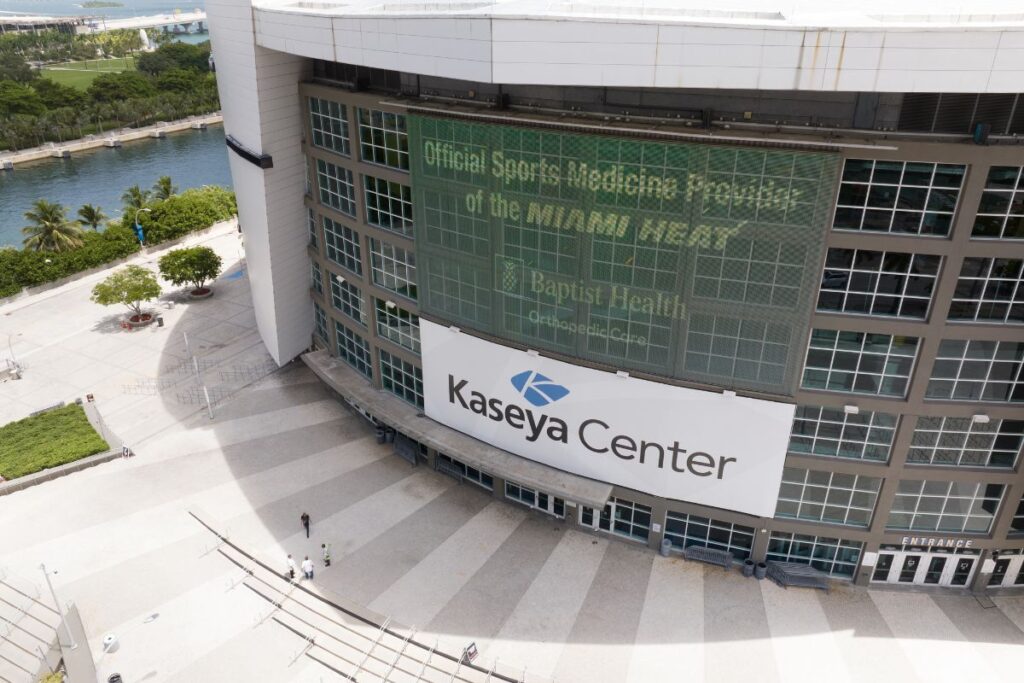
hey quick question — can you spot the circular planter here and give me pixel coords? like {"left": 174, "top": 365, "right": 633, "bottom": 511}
{"left": 188, "top": 287, "right": 213, "bottom": 300}
{"left": 126, "top": 313, "right": 155, "bottom": 329}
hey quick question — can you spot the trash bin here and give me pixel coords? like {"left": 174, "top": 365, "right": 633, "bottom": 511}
{"left": 659, "top": 538, "right": 672, "bottom": 557}
{"left": 107, "top": 675, "right": 123, "bottom": 683}
{"left": 742, "top": 559, "right": 756, "bottom": 578}
{"left": 375, "top": 424, "right": 386, "bottom": 444}
{"left": 157, "top": 316, "right": 164, "bottom": 327}
{"left": 754, "top": 562, "right": 768, "bottom": 580}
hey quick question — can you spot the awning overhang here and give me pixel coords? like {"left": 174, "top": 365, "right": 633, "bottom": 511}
{"left": 303, "top": 350, "right": 613, "bottom": 509}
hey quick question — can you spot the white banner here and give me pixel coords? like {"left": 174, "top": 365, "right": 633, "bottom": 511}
{"left": 421, "top": 320, "right": 794, "bottom": 517}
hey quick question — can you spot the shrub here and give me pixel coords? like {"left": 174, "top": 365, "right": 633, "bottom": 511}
{"left": 0, "top": 187, "right": 234, "bottom": 300}
{"left": 0, "top": 404, "right": 108, "bottom": 480}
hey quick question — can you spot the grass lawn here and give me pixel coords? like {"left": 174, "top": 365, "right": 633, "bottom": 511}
{"left": 0, "top": 404, "right": 109, "bottom": 481}
{"left": 41, "top": 56, "right": 136, "bottom": 90}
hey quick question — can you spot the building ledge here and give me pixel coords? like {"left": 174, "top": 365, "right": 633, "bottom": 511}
{"left": 302, "top": 349, "right": 614, "bottom": 509}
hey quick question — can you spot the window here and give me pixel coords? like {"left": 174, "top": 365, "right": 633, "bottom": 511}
{"left": 437, "top": 453, "right": 493, "bottom": 491}
{"left": 310, "top": 260, "right": 323, "bottom": 295}
{"left": 364, "top": 175, "right": 413, "bottom": 237}
{"left": 683, "top": 313, "right": 790, "bottom": 388}
{"left": 313, "top": 302, "right": 327, "bottom": 342}
{"left": 358, "top": 108, "right": 408, "bottom": 170}
{"left": 663, "top": 512, "right": 754, "bottom": 560}
{"left": 375, "top": 299, "right": 420, "bottom": 354}
{"left": 370, "top": 239, "right": 417, "bottom": 301}
{"left": 309, "top": 97, "right": 350, "bottom": 156}
{"left": 604, "top": 498, "right": 652, "bottom": 542}
{"left": 505, "top": 481, "right": 565, "bottom": 517}
{"left": 767, "top": 532, "right": 863, "bottom": 578}
{"left": 1011, "top": 496, "right": 1024, "bottom": 535}
{"left": 817, "top": 248, "right": 940, "bottom": 319}
{"left": 323, "top": 217, "right": 362, "bottom": 275}
{"left": 775, "top": 467, "right": 881, "bottom": 527}
{"left": 788, "top": 405, "right": 897, "bottom": 462}
{"left": 926, "top": 339, "right": 1024, "bottom": 403}
{"left": 887, "top": 480, "right": 1005, "bottom": 533}
{"left": 907, "top": 416, "right": 1023, "bottom": 468}
{"left": 692, "top": 237, "right": 805, "bottom": 309}
{"left": 316, "top": 159, "right": 356, "bottom": 215}
{"left": 379, "top": 349, "right": 422, "bottom": 407}
{"left": 832, "top": 159, "right": 965, "bottom": 236}
{"left": 972, "top": 166, "right": 1024, "bottom": 240}
{"left": 330, "top": 275, "right": 364, "bottom": 325}
{"left": 335, "top": 321, "right": 372, "bottom": 379}
{"left": 948, "top": 258, "right": 1024, "bottom": 324}
{"left": 802, "top": 329, "right": 919, "bottom": 397}
{"left": 308, "top": 208, "right": 318, "bottom": 248}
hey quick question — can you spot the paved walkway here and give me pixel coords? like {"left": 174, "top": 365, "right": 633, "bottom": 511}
{"left": 1, "top": 237, "right": 1022, "bottom": 682}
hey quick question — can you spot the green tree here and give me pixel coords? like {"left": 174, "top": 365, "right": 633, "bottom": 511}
{"left": 136, "top": 42, "right": 209, "bottom": 75}
{"left": 22, "top": 200, "right": 85, "bottom": 252}
{"left": 121, "top": 185, "right": 151, "bottom": 212}
{"left": 158, "top": 246, "right": 222, "bottom": 294}
{"left": 31, "top": 78, "right": 87, "bottom": 110}
{"left": 0, "top": 80, "right": 45, "bottom": 117}
{"left": 154, "top": 67, "right": 201, "bottom": 94}
{"left": 0, "top": 53, "right": 36, "bottom": 83}
{"left": 90, "top": 265, "right": 161, "bottom": 319}
{"left": 77, "top": 204, "right": 107, "bottom": 231}
{"left": 152, "top": 175, "right": 177, "bottom": 201}
{"left": 86, "top": 71, "right": 156, "bottom": 104}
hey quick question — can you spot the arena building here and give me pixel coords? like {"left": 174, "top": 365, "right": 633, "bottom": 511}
{"left": 206, "top": 0, "right": 1024, "bottom": 591}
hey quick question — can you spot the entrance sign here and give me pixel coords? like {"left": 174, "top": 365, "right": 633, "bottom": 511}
{"left": 421, "top": 320, "right": 794, "bottom": 517}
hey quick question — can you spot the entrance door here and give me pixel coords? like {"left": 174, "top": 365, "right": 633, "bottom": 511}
{"left": 871, "top": 550, "right": 979, "bottom": 587}
{"left": 898, "top": 555, "right": 923, "bottom": 582}
{"left": 989, "top": 555, "right": 1024, "bottom": 588}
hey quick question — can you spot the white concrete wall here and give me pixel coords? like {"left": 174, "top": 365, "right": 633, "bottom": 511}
{"left": 251, "top": 8, "right": 1024, "bottom": 92}
{"left": 208, "top": 0, "right": 312, "bottom": 366}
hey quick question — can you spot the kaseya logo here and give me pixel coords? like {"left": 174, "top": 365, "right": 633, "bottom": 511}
{"left": 510, "top": 370, "right": 569, "bottom": 407}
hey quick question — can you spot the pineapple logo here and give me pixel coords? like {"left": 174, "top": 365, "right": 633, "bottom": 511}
{"left": 499, "top": 257, "right": 520, "bottom": 294}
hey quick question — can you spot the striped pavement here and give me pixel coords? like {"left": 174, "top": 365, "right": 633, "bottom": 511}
{"left": 1, "top": 366, "right": 1022, "bottom": 683}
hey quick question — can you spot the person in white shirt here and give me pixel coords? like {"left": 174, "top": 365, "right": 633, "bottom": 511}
{"left": 301, "top": 556, "right": 314, "bottom": 580}
{"left": 321, "top": 543, "right": 331, "bottom": 567}
{"left": 286, "top": 554, "right": 296, "bottom": 580}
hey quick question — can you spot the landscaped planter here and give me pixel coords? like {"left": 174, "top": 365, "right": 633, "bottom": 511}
{"left": 188, "top": 287, "right": 213, "bottom": 300}
{"left": 126, "top": 313, "right": 155, "bottom": 328}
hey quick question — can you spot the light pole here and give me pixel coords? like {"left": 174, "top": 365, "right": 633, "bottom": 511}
{"left": 134, "top": 207, "right": 151, "bottom": 246}
{"left": 39, "top": 564, "right": 77, "bottom": 650}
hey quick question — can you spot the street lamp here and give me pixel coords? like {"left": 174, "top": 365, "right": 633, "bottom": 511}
{"left": 39, "top": 564, "right": 77, "bottom": 650}
{"left": 134, "top": 207, "right": 151, "bottom": 246}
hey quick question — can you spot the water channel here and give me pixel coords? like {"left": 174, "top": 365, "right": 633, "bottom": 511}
{"left": 0, "top": 125, "right": 232, "bottom": 248}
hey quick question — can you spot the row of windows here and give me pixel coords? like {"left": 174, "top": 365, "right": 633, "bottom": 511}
{"left": 802, "top": 330, "right": 1024, "bottom": 403}
{"left": 817, "top": 249, "right": 1024, "bottom": 324}
{"left": 775, "top": 467, "right": 1011, "bottom": 534}
{"left": 310, "top": 101, "right": 409, "bottom": 171}
{"left": 314, "top": 160, "right": 414, "bottom": 237}
{"left": 788, "top": 408, "right": 1023, "bottom": 470}
{"left": 834, "top": 161, "right": 1024, "bottom": 241}
{"left": 321, "top": 217, "right": 420, "bottom": 303}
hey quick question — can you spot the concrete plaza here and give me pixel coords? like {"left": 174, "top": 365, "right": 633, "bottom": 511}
{"left": 1, "top": 228, "right": 1023, "bottom": 682}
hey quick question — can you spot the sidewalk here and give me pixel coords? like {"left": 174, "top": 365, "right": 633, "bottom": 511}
{"left": 0, "top": 218, "right": 268, "bottom": 447}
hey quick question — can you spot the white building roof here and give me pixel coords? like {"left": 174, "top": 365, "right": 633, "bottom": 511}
{"left": 247, "top": 0, "right": 1024, "bottom": 91}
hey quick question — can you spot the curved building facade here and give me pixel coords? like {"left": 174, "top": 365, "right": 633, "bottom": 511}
{"left": 207, "top": 0, "right": 1024, "bottom": 591}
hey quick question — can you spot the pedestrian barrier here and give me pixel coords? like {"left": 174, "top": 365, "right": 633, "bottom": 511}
{"left": 682, "top": 546, "right": 735, "bottom": 570}
{"left": 766, "top": 561, "right": 831, "bottom": 593}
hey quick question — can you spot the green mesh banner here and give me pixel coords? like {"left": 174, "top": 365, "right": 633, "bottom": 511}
{"left": 410, "top": 115, "right": 840, "bottom": 395}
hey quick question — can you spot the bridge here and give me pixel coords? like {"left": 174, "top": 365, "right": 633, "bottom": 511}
{"left": 76, "top": 10, "right": 207, "bottom": 35}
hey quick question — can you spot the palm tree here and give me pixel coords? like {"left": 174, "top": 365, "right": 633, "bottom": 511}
{"left": 121, "top": 185, "right": 151, "bottom": 212}
{"left": 78, "top": 204, "right": 107, "bottom": 231}
{"left": 153, "top": 175, "right": 177, "bottom": 201}
{"left": 22, "top": 200, "right": 85, "bottom": 252}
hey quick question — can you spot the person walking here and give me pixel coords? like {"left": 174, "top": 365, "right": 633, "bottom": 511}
{"left": 286, "top": 554, "right": 296, "bottom": 580}
{"left": 301, "top": 512, "right": 310, "bottom": 538}
{"left": 301, "top": 556, "right": 314, "bottom": 580}
{"left": 321, "top": 543, "right": 331, "bottom": 567}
